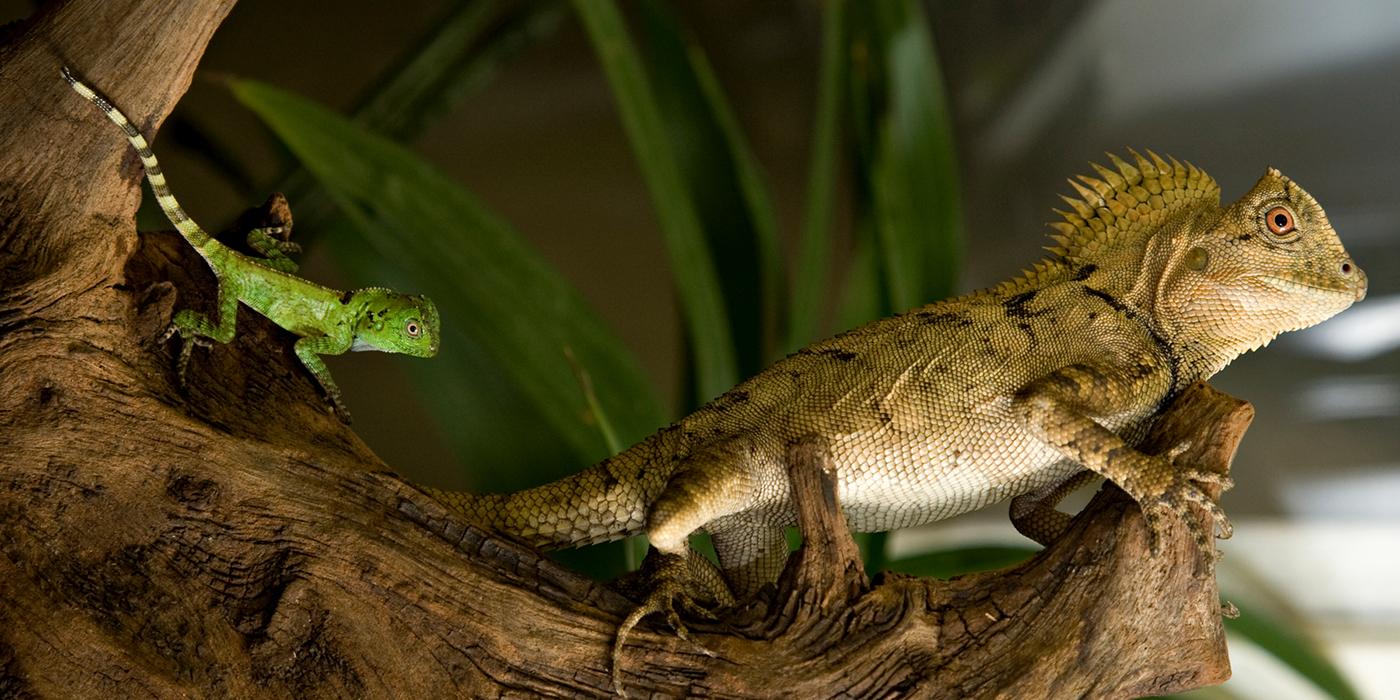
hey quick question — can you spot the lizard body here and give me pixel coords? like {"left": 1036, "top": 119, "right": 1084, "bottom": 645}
{"left": 435, "top": 152, "right": 1365, "bottom": 604}
{"left": 430, "top": 152, "right": 1365, "bottom": 692}
{"left": 64, "top": 68, "right": 440, "bottom": 422}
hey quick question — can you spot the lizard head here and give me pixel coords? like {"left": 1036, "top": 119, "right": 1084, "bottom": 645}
{"left": 347, "top": 289, "right": 441, "bottom": 358}
{"left": 1155, "top": 168, "right": 1365, "bottom": 364}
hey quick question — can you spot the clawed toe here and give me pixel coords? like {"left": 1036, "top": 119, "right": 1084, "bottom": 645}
{"left": 610, "top": 552, "right": 731, "bottom": 697}
{"left": 1141, "top": 478, "right": 1231, "bottom": 562}
{"left": 1185, "top": 468, "right": 1233, "bottom": 491}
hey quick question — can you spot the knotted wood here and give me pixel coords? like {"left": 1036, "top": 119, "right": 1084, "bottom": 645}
{"left": 0, "top": 2, "right": 1243, "bottom": 697}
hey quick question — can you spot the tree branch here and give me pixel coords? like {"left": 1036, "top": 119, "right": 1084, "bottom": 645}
{"left": 0, "top": 2, "right": 1242, "bottom": 696}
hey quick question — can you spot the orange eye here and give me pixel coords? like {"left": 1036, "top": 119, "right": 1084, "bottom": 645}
{"left": 1265, "top": 206, "right": 1295, "bottom": 236}
{"left": 406, "top": 321, "right": 420, "bottom": 337}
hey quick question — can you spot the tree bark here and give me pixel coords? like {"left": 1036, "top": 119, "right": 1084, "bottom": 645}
{"left": 0, "top": 2, "right": 1242, "bottom": 697}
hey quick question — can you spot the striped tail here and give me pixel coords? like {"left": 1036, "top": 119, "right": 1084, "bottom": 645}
{"left": 62, "top": 67, "right": 211, "bottom": 248}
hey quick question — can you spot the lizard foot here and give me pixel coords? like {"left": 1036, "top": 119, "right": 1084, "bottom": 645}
{"left": 1137, "top": 463, "right": 1233, "bottom": 561}
{"left": 160, "top": 325, "right": 209, "bottom": 389}
{"left": 611, "top": 551, "right": 731, "bottom": 697}
{"left": 324, "top": 391, "right": 353, "bottom": 425}
{"left": 255, "top": 225, "right": 295, "bottom": 244}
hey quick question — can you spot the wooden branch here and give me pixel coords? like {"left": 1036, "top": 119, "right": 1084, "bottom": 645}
{"left": 0, "top": 2, "right": 1247, "bottom": 697}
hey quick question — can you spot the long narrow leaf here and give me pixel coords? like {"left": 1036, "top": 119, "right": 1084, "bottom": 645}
{"left": 573, "top": 0, "right": 738, "bottom": 402}
{"left": 841, "top": 3, "right": 963, "bottom": 573}
{"left": 686, "top": 47, "right": 784, "bottom": 365}
{"left": 231, "top": 79, "right": 666, "bottom": 470}
{"left": 871, "top": 0, "right": 961, "bottom": 309}
{"left": 848, "top": 1, "right": 961, "bottom": 315}
{"left": 636, "top": 0, "right": 784, "bottom": 375}
{"left": 279, "top": 1, "right": 567, "bottom": 233}
{"left": 1223, "top": 603, "right": 1361, "bottom": 700}
{"left": 788, "top": 0, "right": 848, "bottom": 350}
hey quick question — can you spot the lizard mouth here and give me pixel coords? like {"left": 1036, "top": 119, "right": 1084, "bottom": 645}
{"left": 1253, "top": 274, "right": 1362, "bottom": 301}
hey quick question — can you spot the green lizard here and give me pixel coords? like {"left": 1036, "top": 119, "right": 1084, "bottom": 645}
{"left": 424, "top": 151, "right": 1366, "bottom": 693}
{"left": 64, "top": 68, "right": 440, "bottom": 423}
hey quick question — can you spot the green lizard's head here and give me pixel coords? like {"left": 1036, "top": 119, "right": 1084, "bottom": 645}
{"left": 348, "top": 289, "right": 440, "bottom": 358}
{"left": 1156, "top": 168, "right": 1366, "bottom": 364}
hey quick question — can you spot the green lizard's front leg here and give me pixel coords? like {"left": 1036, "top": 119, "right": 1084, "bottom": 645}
{"left": 293, "top": 334, "right": 354, "bottom": 423}
{"left": 245, "top": 226, "right": 301, "bottom": 273}
{"left": 1013, "top": 362, "right": 1234, "bottom": 559}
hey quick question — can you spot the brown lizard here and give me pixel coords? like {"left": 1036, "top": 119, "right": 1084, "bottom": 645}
{"left": 425, "top": 151, "right": 1366, "bottom": 691}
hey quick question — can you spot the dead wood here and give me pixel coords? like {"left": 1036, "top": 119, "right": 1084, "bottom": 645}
{"left": 0, "top": 2, "right": 1243, "bottom": 697}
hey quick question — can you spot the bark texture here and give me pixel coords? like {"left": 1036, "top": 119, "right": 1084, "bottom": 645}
{"left": 0, "top": 2, "right": 1240, "bottom": 697}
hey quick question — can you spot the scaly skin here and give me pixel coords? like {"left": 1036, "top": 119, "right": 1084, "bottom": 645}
{"left": 427, "top": 150, "right": 1366, "bottom": 693}
{"left": 64, "top": 68, "right": 440, "bottom": 422}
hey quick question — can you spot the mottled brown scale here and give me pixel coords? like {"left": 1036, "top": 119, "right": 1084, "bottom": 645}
{"left": 426, "top": 152, "right": 1366, "bottom": 689}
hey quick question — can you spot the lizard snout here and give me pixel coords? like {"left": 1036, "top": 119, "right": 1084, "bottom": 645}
{"left": 1345, "top": 260, "right": 1367, "bottom": 301}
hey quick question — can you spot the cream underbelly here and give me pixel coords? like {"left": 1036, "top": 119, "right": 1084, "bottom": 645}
{"left": 831, "top": 432, "right": 1078, "bottom": 533}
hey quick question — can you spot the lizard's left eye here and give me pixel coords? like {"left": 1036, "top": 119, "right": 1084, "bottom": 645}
{"left": 405, "top": 321, "right": 420, "bottom": 337}
{"left": 1264, "top": 206, "right": 1296, "bottom": 237}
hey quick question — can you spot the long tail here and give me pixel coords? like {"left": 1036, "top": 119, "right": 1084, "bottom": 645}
{"left": 425, "top": 449, "right": 667, "bottom": 551}
{"left": 62, "top": 67, "right": 211, "bottom": 248}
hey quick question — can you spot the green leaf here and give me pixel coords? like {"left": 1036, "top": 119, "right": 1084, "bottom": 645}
{"left": 787, "top": 0, "right": 848, "bottom": 350}
{"left": 573, "top": 0, "right": 738, "bottom": 402}
{"left": 1223, "top": 601, "right": 1361, "bottom": 700}
{"left": 637, "top": 0, "right": 784, "bottom": 376}
{"left": 839, "top": 1, "right": 963, "bottom": 572}
{"left": 849, "top": 0, "right": 962, "bottom": 313}
{"left": 886, "top": 545, "right": 1036, "bottom": 579}
{"left": 276, "top": 0, "right": 568, "bottom": 232}
{"left": 230, "top": 79, "right": 666, "bottom": 475}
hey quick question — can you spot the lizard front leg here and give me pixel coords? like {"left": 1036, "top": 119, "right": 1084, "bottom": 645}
{"left": 292, "top": 334, "right": 354, "bottom": 423}
{"left": 1012, "top": 363, "right": 1234, "bottom": 559}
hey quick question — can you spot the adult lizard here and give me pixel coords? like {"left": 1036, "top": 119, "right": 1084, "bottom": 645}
{"left": 428, "top": 152, "right": 1365, "bottom": 691}
{"left": 64, "top": 68, "right": 440, "bottom": 423}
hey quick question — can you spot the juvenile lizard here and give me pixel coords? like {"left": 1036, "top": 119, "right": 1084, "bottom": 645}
{"left": 429, "top": 152, "right": 1365, "bottom": 690}
{"left": 64, "top": 68, "right": 440, "bottom": 423}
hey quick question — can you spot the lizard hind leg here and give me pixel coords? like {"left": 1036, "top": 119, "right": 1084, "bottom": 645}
{"left": 1009, "top": 469, "right": 1098, "bottom": 546}
{"left": 245, "top": 226, "right": 301, "bottom": 273}
{"left": 611, "top": 458, "right": 753, "bottom": 695}
{"left": 611, "top": 548, "right": 732, "bottom": 696}
{"left": 161, "top": 277, "right": 239, "bottom": 387}
{"left": 709, "top": 521, "right": 789, "bottom": 599}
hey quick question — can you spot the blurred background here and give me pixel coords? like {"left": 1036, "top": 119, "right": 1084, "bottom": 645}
{"left": 11, "top": 0, "right": 1396, "bottom": 697}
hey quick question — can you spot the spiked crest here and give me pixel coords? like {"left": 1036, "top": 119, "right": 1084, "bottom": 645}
{"left": 1047, "top": 149, "right": 1220, "bottom": 261}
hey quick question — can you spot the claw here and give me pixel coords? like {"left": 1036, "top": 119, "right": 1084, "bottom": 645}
{"left": 175, "top": 337, "right": 195, "bottom": 387}
{"left": 1138, "top": 470, "right": 1231, "bottom": 562}
{"left": 1165, "top": 440, "right": 1193, "bottom": 460}
{"left": 609, "top": 552, "right": 730, "bottom": 697}
{"left": 329, "top": 399, "right": 353, "bottom": 424}
{"left": 1185, "top": 468, "right": 1233, "bottom": 490}
{"left": 1176, "top": 485, "right": 1233, "bottom": 539}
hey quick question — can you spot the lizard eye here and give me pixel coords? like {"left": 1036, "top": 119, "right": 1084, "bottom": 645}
{"left": 405, "top": 321, "right": 420, "bottom": 337}
{"left": 1264, "top": 205, "right": 1296, "bottom": 238}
